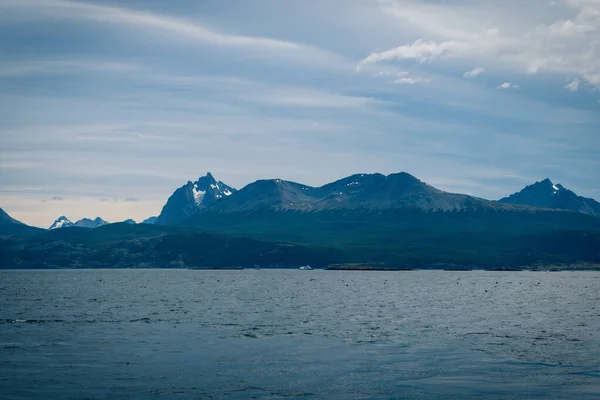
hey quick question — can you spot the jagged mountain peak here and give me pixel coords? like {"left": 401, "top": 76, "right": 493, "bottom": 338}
{"left": 49, "top": 216, "right": 74, "bottom": 230}
{"left": 73, "top": 217, "right": 109, "bottom": 228}
{"left": 534, "top": 178, "right": 564, "bottom": 192}
{"left": 156, "top": 173, "right": 237, "bottom": 224}
{"left": 499, "top": 179, "right": 600, "bottom": 217}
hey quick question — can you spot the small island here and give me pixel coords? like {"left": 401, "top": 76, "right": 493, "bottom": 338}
{"left": 326, "top": 264, "right": 413, "bottom": 271}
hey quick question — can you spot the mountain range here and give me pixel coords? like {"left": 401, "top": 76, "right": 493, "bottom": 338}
{"left": 1, "top": 172, "right": 599, "bottom": 269}
{"left": 27, "top": 172, "right": 600, "bottom": 232}
{"left": 155, "top": 172, "right": 600, "bottom": 220}
{"left": 49, "top": 216, "right": 110, "bottom": 230}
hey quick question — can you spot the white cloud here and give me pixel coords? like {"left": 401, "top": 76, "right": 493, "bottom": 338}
{"left": 497, "top": 82, "right": 520, "bottom": 90}
{"left": 464, "top": 67, "right": 485, "bottom": 78}
{"left": 251, "top": 87, "right": 381, "bottom": 108}
{"left": 547, "top": 19, "right": 595, "bottom": 37}
{"left": 393, "top": 76, "right": 430, "bottom": 85}
{"left": 584, "top": 72, "right": 600, "bottom": 85}
{"left": 360, "top": 0, "right": 600, "bottom": 89}
{"left": 565, "top": 79, "right": 581, "bottom": 91}
{"left": 359, "top": 39, "right": 465, "bottom": 67}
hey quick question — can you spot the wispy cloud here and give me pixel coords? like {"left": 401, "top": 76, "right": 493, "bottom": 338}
{"left": 497, "top": 82, "right": 520, "bottom": 90}
{"left": 0, "top": 0, "right": 348, "bottom": 69}
{"left": 51, "top": 196, "right": 64, "bottom": 201}
{"left": 464, "top": 67, "right": 485, "bottom": 78}
{"left": 565, "top": 79, "right": 581, "bottom": 92}
{"left": 251, "top": 87, "right": 381, "bottom": 109}
{"left": 393, "top": 76, "right": 430, "bottom": 85}
{"left": 124, "top": 197, "right": 138, "bottom": 202}
{"left": 0, "top": 60, "right": 141, "bottom": 78}
{"left": 359, "top": 39, "right": 464, "bottom": 66}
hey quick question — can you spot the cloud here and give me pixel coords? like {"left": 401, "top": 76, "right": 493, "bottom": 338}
{"left": 584, "top": 72, "right": 600, "bottom": 85}
{"left": 0, "top": 60, "right": 141, "bottom": 78}
{"left": 250, "top": 87, "right": 381, "bottom": 109}
{"left": 362, "top": 0, "right": 600, "bottom": 88}
{"left": 464, "top": 67, "right": 485, "bottom": 78}
{"left": 547, "top": 19, "right": 595, "bottom": 37}
{"left": 565, "top": 79, "right": 581, "bottom": 92}
{"left": 0, "top": 0, "right": 347, "bottom": 69}
{"left": 359, "top": 39, "right": 464, "bottom": 67}
{"left": 393, "top": 76, "right": 430, "bottom": 85}
{"left": 497, "top": 82, "right": 520, "bottom": 90}
{"left": 51, "top": 196, "right": 64, "bottom": 201}
{"left": 124, "top": 197, "right": 138, "bottom": 202}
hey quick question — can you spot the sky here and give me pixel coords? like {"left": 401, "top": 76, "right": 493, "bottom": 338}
{"left": 0, "top": 0, "right": 599, "bottom": 228}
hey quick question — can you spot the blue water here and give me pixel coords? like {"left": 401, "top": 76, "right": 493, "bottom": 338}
{"left": 1, "top": 269, "right": 599, "bottom": 399}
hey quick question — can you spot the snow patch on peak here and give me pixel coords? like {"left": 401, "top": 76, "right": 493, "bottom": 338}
{"left": 223, "top": 188, "right": 232, "bottom": 196}
{"left": 192, "top": 184, "right": 205, "bottom": 204}
{"left": 49, "top": 216, "right": 73, "bottom": 230}
{"left": 552, "top": 184, "right": 559, "bottom": 192}
{"left": 53, "top": 220, "right": 69, "bottom": 229}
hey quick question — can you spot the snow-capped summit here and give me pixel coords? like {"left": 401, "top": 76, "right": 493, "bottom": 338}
{"left": 155, "top": 172, "right": 237, "bottom": 224}
{"left": 73, "top": 217, "right": 109, "bottom": 228}
{"left": 49, "top": 216, "right": 74, "bottom": 230}
{"left": 498, "top": 178, "right": 600, "bottom": 217}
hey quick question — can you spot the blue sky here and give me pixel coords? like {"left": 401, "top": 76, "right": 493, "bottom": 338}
{"left": 1, "top": 0, "right": 599, "bottom": 228}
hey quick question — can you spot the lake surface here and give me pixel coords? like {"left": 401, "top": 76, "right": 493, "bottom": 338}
{"left": 1, "top": 269, "right": 599, "bottom": 399}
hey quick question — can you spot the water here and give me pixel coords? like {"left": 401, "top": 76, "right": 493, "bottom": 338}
{"left": 1, "top": 269, "right": 599, "bottom": 399}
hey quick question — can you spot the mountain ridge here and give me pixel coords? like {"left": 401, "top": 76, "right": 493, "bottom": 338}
{"left": 156, "top": 172, "right": 237, "bottom": 224}
{"left": 498, "top": 178, "right": 600, "bottom": 217}
{"left": 73, "top": 217, "right": 109, "bottom": 229}
{"left": 0, "top": 207, "right": 45, "bottom": 236}
{"left": 177, "top": 172, "right": 551, "bottom": 216}
{"left": 2, "top": 173, "right": 600, "bottom": 269}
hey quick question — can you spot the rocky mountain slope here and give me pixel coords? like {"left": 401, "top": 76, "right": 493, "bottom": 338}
{"left": 498, "top": 179, "right": 600, "bottom": 217}
{"left": 207, "top": 172, "right": 510, "bottom": 213}
{"left": 73, "top": 217, "right": 109, "bottom": 228}
{"left": 49, "top": 216, "right": 74, "bottom": 230}
{"left": 0, "top": 207, "right": 45, "bottom": 236}
{"left": 156, "top": 172, "right": 236, "bottom": 224}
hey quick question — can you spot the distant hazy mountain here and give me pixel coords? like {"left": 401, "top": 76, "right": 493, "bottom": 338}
{"left": 156, "top": 172, "right": 237, "bottom": 224}
{"left": 4, "top": 171, "right": 600, "bottom": 269}
{"left": 73, "top": 217, "right": 109, "bottom": 228}
{"left": 498, "top": 179, "right": 600, "bottom": 217}
{"left": 0, "top": 207, "right": 44, "bottom": 236}
{"left": 122, "top": 219, "right": 136, "bottom": 224}
{"left": 141, "top": 216, "right": 157, "bottom": 224}
{"left": 49, "top": 216, "right": 74, "bottom": 230}
{"left": 208, "top": 172, "right": 509, "bottom": 213}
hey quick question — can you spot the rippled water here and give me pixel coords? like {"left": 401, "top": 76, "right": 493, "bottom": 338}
{"left": 1, "top": 269, "right": 599, "bottom": 399}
